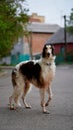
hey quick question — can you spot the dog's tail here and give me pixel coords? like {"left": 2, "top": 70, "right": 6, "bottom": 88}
{"left": 12, "top": 68, "right": 17, "bottom": 88}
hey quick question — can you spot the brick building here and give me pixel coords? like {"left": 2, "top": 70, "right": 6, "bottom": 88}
{"left": 10, "top": 13, "right": 60, "bottom": 64}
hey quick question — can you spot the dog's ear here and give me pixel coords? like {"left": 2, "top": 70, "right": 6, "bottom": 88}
{"left": 52, "top": 45, "right": 55, "bottom": 56}
{"left": 42, "top": 45, "right": 47, "bottom": 58}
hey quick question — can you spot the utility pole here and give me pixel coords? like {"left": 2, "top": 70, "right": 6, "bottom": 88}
{"left": 30, "top": 31, "right": 33, "bottom": 60}
{"left": 64, "top": 15, "right": 67, "bottom": 61}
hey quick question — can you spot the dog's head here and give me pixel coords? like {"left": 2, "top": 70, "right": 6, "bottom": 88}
{"left": 42, "top": 44, "right": 55, "bottom": 59}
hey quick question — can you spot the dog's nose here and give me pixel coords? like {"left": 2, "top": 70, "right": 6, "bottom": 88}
{"left": 47, "top": 52, "right": 50, "bottom": 57}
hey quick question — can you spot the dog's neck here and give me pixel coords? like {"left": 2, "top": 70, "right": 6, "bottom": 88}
{"left": 42, "top": 56, "right": 56, "bottom": 66}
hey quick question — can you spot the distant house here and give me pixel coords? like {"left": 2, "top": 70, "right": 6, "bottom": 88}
{"left": 10, "top": 22, "right": 60, "bottom": 64}
{"left": 46, "top": 28, "right": 73, "bottom": 63}
{"left": 11, "top": 13, "right": 60, "bottom": 61}
{"left": 46, "top": 28, "right": 73, "bottom": 54}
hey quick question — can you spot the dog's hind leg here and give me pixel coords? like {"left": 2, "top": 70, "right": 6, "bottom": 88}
{"left": 45, "top": 87, "right": 52, "bottom": 107}
{"left": 22, "top": 81, "right": 31, "bottom": 109}
{"left": 9, "top": 92, "right": 17, "bottom": 110}
{"left": 9, "top": 95, "right": 14, "bottom": 110}
{"left": 9, "top": 86, "right": 22, "bottom": 110}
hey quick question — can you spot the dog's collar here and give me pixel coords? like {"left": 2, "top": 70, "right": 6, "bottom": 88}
{"left": 43, "top": 62, "right": 51, "bottom": 66}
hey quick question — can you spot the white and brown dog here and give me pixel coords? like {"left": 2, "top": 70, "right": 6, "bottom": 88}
{"left": 9, "top": 44, "right": 56, "bottom": 113}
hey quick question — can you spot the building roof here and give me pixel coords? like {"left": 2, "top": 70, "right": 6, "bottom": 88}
{"left": 27, "top": 22, "right": 60, "bottom": 33}
{"left": 46, "top": 28, "right": 73, "bottom": 44}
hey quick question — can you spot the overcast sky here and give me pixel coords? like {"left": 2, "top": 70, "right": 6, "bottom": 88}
{"left": 27, "top": 0, "right": 73, "bottom": 27}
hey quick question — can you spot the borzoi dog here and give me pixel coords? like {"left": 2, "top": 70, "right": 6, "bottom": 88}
{"left": 9, "top": 44, "right": 56, "bottom": 113}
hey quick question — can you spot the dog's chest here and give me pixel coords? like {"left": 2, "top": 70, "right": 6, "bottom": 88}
{"left": 41, "top": 64, "right": 55, "bottom": 82}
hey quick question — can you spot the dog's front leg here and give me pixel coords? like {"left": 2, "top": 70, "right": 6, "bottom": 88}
{"left": 39, "top": 88, "right": 49, "bottom": 114}
{"left": 45, "top": 87, "right": 52, "bottom": 106}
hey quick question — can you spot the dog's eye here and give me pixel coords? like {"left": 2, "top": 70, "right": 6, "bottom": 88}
{"left": 49, "top": 46, "right": 52, "bottom": 50}
{"left": 45, "top": 47, "right": 47, "bottom": 50}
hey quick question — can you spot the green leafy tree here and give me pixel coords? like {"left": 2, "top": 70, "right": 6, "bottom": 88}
{"left": 0, "top": 0, "right": 29, "bottom": 57}
{"left": 67, "top": 8, "right": 73, "bottom": 34}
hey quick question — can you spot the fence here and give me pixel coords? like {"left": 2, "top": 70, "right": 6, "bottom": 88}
{"left": 55, "top": 53, "right": 73, "bottom": 65}
{"left": 11, "top": 54, "right": 30, "bottom": 65}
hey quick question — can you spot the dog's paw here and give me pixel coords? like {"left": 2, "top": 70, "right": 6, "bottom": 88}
{"left": 25, "top": 105, "right": 31, "bottom": 109}
{"left": 8, "top": 104, "right": 16, "bottom": 110}
{"left": 43, "top": 110, "right": 50, "bottom": 114}
{"left": 10, "top": 107, "right": 15, "bottom": 110}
